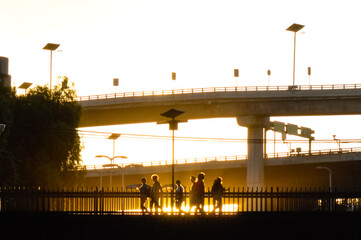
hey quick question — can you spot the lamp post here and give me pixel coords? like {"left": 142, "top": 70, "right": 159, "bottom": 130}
{"left": 19, "top": 82, "right": 33, "bottom": 94}
{"left": 43, "top": 43, "right": 60, "bottom": 92}
{"left": 267, "top": 69, "right": 271, "bottom": 86}
{"left": 286, "top": 23, "right": 304, "bottom": 86}
{"left": 95, "top": 155, "right": 128, "bottom": 167}
{"left": 332, "top": 135, "right": 342, "bottom": 152}
{"left": 107, "top": 133, "right": 121, "bottom": 162}
{"left": 234, "top": 69, "right": 239, "bottom": 87}
{"left": 96, "top": 155, "right": 128, "bottom": 189}
{"left": 157, "top": 108, "right": 187, "bottom": 211}
{"left": 113, "top": 78, "right": 119, "bottom": 95}
{"left": 171, "top": 72, "right": 176, "bottom": 91}
{"left": 308, "top": 67, "right": 311, "bottom": 85}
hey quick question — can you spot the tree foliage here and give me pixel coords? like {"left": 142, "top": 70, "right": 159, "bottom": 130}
{"left": 0, "top": 77, "right": 84, "bottom": 186}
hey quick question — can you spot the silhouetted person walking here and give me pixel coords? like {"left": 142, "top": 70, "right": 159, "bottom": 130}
{"left": 150, "top": 174, "right": 162, "bottom": 213}
{"left": 194, "top": 172, "right": 205, "bottom": 214}
{"left": 189, "top": 175, "right": 197, "bottom": 213}
{"left": 211, "top": 177, "right": 227, "bottom": 214}
{"left": 175, "top": 180, "right": 184, "bottom": 213}
{"left": 138, "top": 177, "right": 151, "bottom": 213}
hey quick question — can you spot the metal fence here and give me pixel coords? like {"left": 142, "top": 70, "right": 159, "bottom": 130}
{"left": 1, "top": 187, "right": 361, "bottom": 215}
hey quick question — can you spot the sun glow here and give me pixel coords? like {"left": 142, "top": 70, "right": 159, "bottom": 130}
{"left": 118, "top": 203, "right": 240, "bottom": 215}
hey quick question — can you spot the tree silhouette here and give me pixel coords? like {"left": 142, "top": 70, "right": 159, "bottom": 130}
{"left": 0, "top": 77, "right": 84, "bottom": 186}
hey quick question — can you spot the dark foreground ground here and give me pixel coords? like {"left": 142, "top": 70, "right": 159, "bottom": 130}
{"left": 1, "top": 212, "right": 361, "bottom": 239}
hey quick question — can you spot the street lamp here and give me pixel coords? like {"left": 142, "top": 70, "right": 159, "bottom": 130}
{"left": 107, "top": 133, "right": 121, "bottom": 161}
{"left": 308, "top": 67, "right": 311, "bottom": 85}
{"left": 157, "top": 108, "right": 187, "bottom": 211}
{"left": 332, "top": 135, "right": 342, "bottom": 152}
{"left": 113, "top": 78, "right": 119, "bottom": 94}
{"left": 95, "top": 155, "right": 128, "bottom": 168}
{"left": 286, "top": 23, "right": 304, "bottom": 86}
{"left": 43, "top": 43, "right": 60, "bottom": 92}
{"left": 19, "top": 82, "right": 32, "bottom": 94}
{"left": 96, "top": 155, "right": 128, "bottom": 189}
{"left": 234, "top": 69, "right": 239, "bottom": 87}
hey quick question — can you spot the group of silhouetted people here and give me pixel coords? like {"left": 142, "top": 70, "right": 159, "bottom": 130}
{"left": 138, "top": 172, "right": 228, "bottom": 215}
{"left": 138, "top": 174, "right": 162, "bottom": 213}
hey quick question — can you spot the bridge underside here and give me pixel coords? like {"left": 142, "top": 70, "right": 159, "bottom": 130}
{"left": 79, "top": 89, "right": 361, "bottom": 127}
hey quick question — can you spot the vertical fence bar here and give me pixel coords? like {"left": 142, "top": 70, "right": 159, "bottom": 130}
{"left": 270, "top": 187, "right": 273, "bottom": 212}
{"left": 242, "top": 187, "right": 245, "bottom": 213}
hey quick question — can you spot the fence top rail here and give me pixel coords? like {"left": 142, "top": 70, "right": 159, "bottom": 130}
{"left": 76, "top": 83, "right": 361, "bottom": 102}
{"left": 83, "top": 146, "right": 361, "bottom": 170}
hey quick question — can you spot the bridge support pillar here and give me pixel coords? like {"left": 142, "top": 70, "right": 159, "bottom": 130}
{"left": 237, "top": 115, "right": 270, "bottom": 189}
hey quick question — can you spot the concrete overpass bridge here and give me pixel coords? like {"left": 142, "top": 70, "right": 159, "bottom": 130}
{"left": 78, "top": 83, "right": 361, "bottom": 188}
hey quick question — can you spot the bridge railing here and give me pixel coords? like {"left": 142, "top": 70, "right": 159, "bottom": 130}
{"left": 84, "top": 146, "right": 361, "bottom": 170}
{"left": 1, "top": 186, "right": 360, "bottom": 214}
{"left": 76, "top": 83, "right": 361, "bottom": 102}
{"left": 85, "top": 154, "right": 247, "bottom": 170}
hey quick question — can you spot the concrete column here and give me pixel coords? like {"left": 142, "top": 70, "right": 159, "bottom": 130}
{"left": 237, "top": 115, "right": 270, "bottom": 189}
{"left": 247, "top": 126, "right": 264, "bottom": 189}
{"left": 0, "top": 57, "right": 11, "bottom": 87}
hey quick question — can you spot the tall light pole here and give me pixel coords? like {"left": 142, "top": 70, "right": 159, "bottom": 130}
{"left": 308, "top": 67, "right": 311, "bottom": 85}
{"left": 113, "top": 78, "right": 119, "bottom": 94}
{"left": 171, "top": 72, "right": 176, "bottom": 91}
{"left": 286, "top": 24, "right": 304, "bottom": 86}
{"left": 234, "top": 69, "right": 239, "bottom": 87}
{"left": 157, "top": 108, "right": 187, "bottom": 211}
{"left": 43, "top": 43, "right": 60, "bottom": 92}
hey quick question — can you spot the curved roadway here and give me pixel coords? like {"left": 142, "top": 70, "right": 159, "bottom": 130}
{"left": 78, "top": 84, "right": 361, "bottom": 127}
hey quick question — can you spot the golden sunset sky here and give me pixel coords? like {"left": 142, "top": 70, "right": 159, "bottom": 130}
{"left": 1, "top": 0, "right": 361, "bottom": 166}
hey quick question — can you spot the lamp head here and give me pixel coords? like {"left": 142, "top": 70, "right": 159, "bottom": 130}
{"left": 161, "top": 108, "right": 185, "bottom": 119}
{"left": 108, "top": 133, "right": 121, "bottom": 140}
{"left": 286, "top": 23, "right": 305, "bottom": 33}
{"left": 43, "top": 43, "right": 60, "bottom": 51}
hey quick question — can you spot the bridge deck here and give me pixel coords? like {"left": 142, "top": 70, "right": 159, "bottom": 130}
{"left": 78, "top": 83, "right": 361, "bottom": 126}
{"left": 78, "top": 83, "right": 361, "bottom": 103}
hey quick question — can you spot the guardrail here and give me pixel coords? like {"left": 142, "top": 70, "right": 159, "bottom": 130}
{"left": 84, "top": 147, "right": 361, "bottom": 170}
{"left": 76, "top": 83, "right": 361, "bottom": 102}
